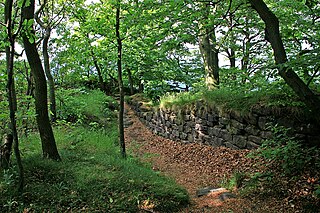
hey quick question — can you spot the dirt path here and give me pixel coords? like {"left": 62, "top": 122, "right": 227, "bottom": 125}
{"left": 123, "top": 104, "right": 277, "bottom": 212}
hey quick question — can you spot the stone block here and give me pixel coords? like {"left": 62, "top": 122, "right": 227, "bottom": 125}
{"left": 184, "top": 115, "right": 191, "bottom": 121}
{"left": 202, "top": 113, "right": 208, "bottom": 120}
{"left": 173, "top": 130, "right": 180, "bottom": 137}
{"left": 248, "top": 135, "right": 263, "bottom": 145}
{"left": 165, "top": 121, "right": 171, "bottom": 128}
{"left": 227, "top": 125, "right": 241, "bottom": 135}
{"left": 245, "top": 125, "right": 260, "bottom": 136}
{"left": 208, "top": 127, "right": 221, "bottom": 137}
{"left": 220, "top": 117, "right": 230, "bottom": 125}
{"left": 231, "top": 119, "right": 245, "bottom": 130}
{"left": 230, "top": 110, "right": 244, "bottom": 122}
{"left": 258, "top": 117, "right": 272, "bottom": 130}
{"left": 232, "top": 135, "right": 247, "bottom": 149}
{"left": 184, "top": 125, "right": 192, "bottom": 133}
{"left": 172, "top": 124, "right": 179, "bottom": 130}
{"left": 180, "top": 132, "right": 188, "bottom": 140}
{"left": 220, "top": 129, "right": 232, "bottom": 141}
{"left": 207, "top": 121, "right": 214, "bottom": 127}
{"left": 203, "top": 135, "right": 212, "bottom": 145}
{"left": 246, "top": 141, "right": 260, "bottom": 149}
{"left": 244, "top": 113, "right": 257, "bottom": 125}
{"left": 211, "top": 137, "right": 223, "bottom": 146}
{"left": 260, "top": 131, "right": 273, "bottom": 139}
{"left": 208, "top": 114, "right": 215, "bottom": 122}
{"left": 188, "top": 134, "right": 194, "bottom": 143}
{"left": 225, "top": 142, "right": 240, "bottom": 150}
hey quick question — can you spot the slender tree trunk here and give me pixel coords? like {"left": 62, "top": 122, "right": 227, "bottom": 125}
{"left": 5, "top": 0, "right": 24, "bottom": 192}
{"left": 138, "top": 80, "right": 144, "bottom": 93}
{"left": 0, "top": 134, "right": 13, "bottom": 170}
{"left": 22, "top": 0, "right": 61, "bottom": 160}
{"left": 90, "top": 49, "right": 107, "bottom": 92}
{"left": 43, "top": 27, "right": 57, "bottom": 122}
{"left": 127, "top": 69, "right": 134, "bottom": 95}
{"left": 25, "top": 60, "right": 34, "bottom": 96}
{"left": 241, "top": 16, "right": 250, "bottom": 73}
{"left": 199, "top": 3, "right": 219, "bottom": 90}
{"left": 229, "top": 49, "right": 236, "bottom": 68}
{"left": 116, "top": 0, "right": 126, "bottom": 158}
{"left": 227, "top": 15, "right": 236, "bottom": 69}
{"left": 249, "top": 0, "right": 320, "bottom": 125}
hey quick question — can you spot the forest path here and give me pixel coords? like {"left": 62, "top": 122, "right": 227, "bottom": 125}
{"left": 123, "top": 103, "right": 262, "bottom": 213}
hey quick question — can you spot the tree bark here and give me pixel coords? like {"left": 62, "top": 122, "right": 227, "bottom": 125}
{"left": 5, "top": 0, "right": 24, "bottom": 192}
{"left": 229, "top": 48, "right": 236, "bottom": 68}
{"left": 0, "top": 134, "right": 13, "bottom": 170}
{"left": 22, "top": 0, "right": 61, "bottom": 160}
{"left": 199, "top": 3, "right": 219, "bottom": 90}
{"left": 249, "top": 0, "right": 320, "bottom": 124}
{"left": 127, "top": 68, "right": 134, "bottom": 95}
{"left": 241, "top": 16, "right": 250, "bottom": 72}
{"left": 43, "top": 27, "right": 57, "bottom": 122}
{"left": 90, "top": 49, "right": 107, "bottom": 93}
{"left": 116, "top": 0, "right": 126, "bottom": 158}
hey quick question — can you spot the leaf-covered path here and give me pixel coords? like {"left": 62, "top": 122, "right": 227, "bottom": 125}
{"left": 123, "top": 104, "right": 282, "bottom": 212}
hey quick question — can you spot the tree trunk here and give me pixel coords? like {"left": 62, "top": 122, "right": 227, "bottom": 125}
{"left": 116, "top": 0, "right": 126, "bottom": 158}
{"left": 90, "top": 49, "right": 107, "bottom": 93}
{"left": 241, "top": 16, "right": 250, "bottom": 73}
{"left": 249, "top": 0, "right": 320, "bottom": 125}
{"left": 229, "top": 48, "right": 236, "bottom": 68}
{"left": 22, "top": 0, "right": 61, "bottom": 160}
{"left": 0, "top": 134, "right": 13, "bottom": 170}
{"left": 138, "top": 80, "right": 144, "bottom": 93}
{"left": 5, "top": 0, "right": 24, "bottom": 192}
{"left": 127, "top": 69, "right": 134, "bottom": 95}
{"left": 43, "top": 27, "right": 57, "bottom": 122}
{"left": 199, "top": 3, "right": 219, "bottom": 90}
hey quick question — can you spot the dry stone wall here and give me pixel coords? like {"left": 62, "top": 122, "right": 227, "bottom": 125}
{"left": 127, "top": 98, "right": 320, "bottom": 149}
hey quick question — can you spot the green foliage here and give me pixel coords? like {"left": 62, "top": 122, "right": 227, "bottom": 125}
{"left": 243, "top": 125, "right": 320, "bottom": 205}
{"left": 220, "top": 171, "right": 246, "bottom": 191}
{"left": 56, "top": 88, "right": 118, "bottom": 125}
{"left": 144, "top": 80, "right": 170, "bottom": 102}
{"left": 251, "top": 125, "right": 319, "bottom": 175}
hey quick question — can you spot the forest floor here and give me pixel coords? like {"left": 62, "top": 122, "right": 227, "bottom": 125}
{"left": 123, "top": 103, "right": 319, "bottom": 213}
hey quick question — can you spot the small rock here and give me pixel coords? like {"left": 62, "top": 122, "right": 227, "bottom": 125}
{"left": 218, "top": 192, "right": 237, "bottom": 201}
{"left": 196, "top": 187, "right": 226, "bottom": 197}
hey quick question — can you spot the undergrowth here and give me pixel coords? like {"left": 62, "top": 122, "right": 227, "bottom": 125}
{"left": 0, "top": 89, "right": 189, "bottom": 212}
{"left": 240, "top": 125, "right": 320, "bottom": 211}
{"left": 56, "top": 88, "right": 118, "bottom": 126}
